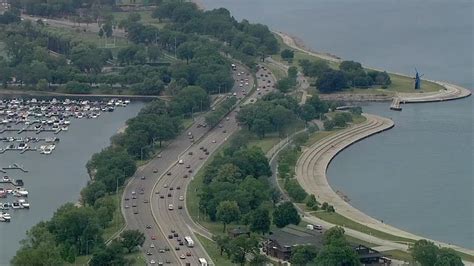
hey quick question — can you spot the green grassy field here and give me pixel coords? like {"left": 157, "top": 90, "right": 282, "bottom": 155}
{"left": 273, "top": 33, "right": 443, "bottom": 94}
{"left": 111, "top": 10, "right": 166, "bottom": 29}
{"left": 195, "top": 234, "right": 234, "bottom": 266}
{"left": 102, "top": 189, "right": 126, "bottom": 241}
{"left": 311, "top": 211, "right": 414, "bottom": 243}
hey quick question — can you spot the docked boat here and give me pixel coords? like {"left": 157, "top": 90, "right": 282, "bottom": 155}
{"left": 12, "top": 202, "right": 22, "bottom": 209}
{"left": 14, "top": 188, "right": 28, "bottom": 197}
{"left": 18, "top": 199, "right": 29, "bottom": 209}
{"left": 0, "top": 212, "right": 11, "bottom": 222}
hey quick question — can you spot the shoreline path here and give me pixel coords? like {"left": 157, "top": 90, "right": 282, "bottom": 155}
{"left": 295, "top": 113, "right": 474, "bottom": 258}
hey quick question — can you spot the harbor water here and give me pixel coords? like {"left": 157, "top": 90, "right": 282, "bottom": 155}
{"left": 200, "top": 0, "right": 473, "bottom": 248}
{"left": 0, "top": 100, "right": 144, "bottom": 263}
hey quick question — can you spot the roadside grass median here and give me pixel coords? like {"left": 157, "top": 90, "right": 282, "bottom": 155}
{"left": 310, "top": 211, "right": 415, "bottom": 244}
{"left": 195, "top": 234, "right": 233, "bottom": 266}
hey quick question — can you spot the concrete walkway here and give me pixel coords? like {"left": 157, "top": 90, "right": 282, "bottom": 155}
{"left": 295, "top": 113, "right": 474, "bottom": 258}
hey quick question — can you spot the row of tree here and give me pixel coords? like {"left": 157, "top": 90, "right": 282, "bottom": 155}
{"left": 298, "top": 59, "right": 391, "bottom": 93}
{"left": 152, "top": 1, "right": 279, "bottom": 61}
{"left": 12, "top": 200, "right": 146, "bottom": 265}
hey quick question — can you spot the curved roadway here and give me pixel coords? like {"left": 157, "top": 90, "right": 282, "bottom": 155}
{"left": 122, "top": 64, "right": 276, "bottom": 265}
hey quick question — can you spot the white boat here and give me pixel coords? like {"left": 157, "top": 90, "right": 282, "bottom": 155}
{"left": 14, "top": 188, "right": 28, "bottom": 197}
{"left": 18, "top": 199, "right": 30, "bottom": 209}
{"left": 0, "top": 212, "right": 11, "bottom": 222}
{"left": 61, "top": 126, "right": 69, "bottom": 131}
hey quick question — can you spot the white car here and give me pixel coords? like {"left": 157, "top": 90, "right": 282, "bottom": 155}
{"left": 168, "top": 204, "right": 174, "bottom": 210}
{"left": 179, "top": 196, "right": 184, "bottom": 201}
{"left": 150, "top": 259, "right": 156, "bottom": 264}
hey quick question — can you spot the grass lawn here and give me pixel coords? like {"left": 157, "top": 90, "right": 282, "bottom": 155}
{"left": 311, "top": 211, "right": 414, "bottom": 244}
{"left": 305, "top": 130, "right": 337, "bottom": 146}
{"left": 263, "top": 62, "right": 287, "bottom": 81}
{"left": 125, "top": 252, "right": 147, "bottom": 265}
{"left": 381, "top": 250, "right": 413, "bottom": 263}
{"left": 273, "top": 33, "right": 443, "bottom": 94}
{"left": 66, "top": 255, "right": 91, "bottom": 266}
{"left": 195, "top": 234, "right": 234, "bottom": 266}
{"left": 247, "top": 135, "right": 281, "bottom": 154}
{"left": 111, "top": 10, "right": 166, "bottom": 29}
{"left": 102, "top": 189, "right": 126, "bottom": 241}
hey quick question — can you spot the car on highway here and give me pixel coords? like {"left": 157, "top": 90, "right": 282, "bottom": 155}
{"left": 188, "top": 169, "right": 193, "bottom": 173}
{"left": 164, "top": 184, "right": 168, "bottom": 188}
{"left": 180, "top": 254, "right": 186, "bottom": 259}
{"left": 175, "top": 246, "right": 180, "bottom": 250}
{"left": 150, "top": 243, "right": 155, "bottom": 248}
{"left": 160, "top": 195, "right": 164, "bottom": 198}
{"left": 132, "top": 191, "right": 136, "bottom": 195}
{"left": 179, "top": 196, "right": 184, "bottom": 201}
{"left": 146, "top": 250, "right": 152, "bottom": 256}
{"left": 133, "top": 209, "right": 138, "bottom": 214}
{"left": 168, "top": 204, "right": 174, "bottom": 210}
{"left": 186, "top": 165, "right": 191, "bottom": 168}
{"left": 167, "top": 172, "right": 172, "bottom": 176}
{"left": 150, "top": 259, "right": 155, "bottom": 264}
{"left": 173, "top": 232, "right": 178, "bottom": 237}
{"left": 188, "top": 151, "right": 193, "bottom": 155}
{"left": 212, "top": 140, "right": 216, "bottom": 143}
{"left": 186, "top": 251, "right": 192, "bottom": 257}
{"left": 125, "top": 205, "right": 129, "bottom": 209}
{"left": 124, "top": 197, "right": 129, "bottom": 201}
{"left": 168, "top": 234, "right": 173, "bottom": 239}
{"left": 140, "top": 176, "right": 146, "bottom": 180}
{"left": 146, "top": 225, "right": 152, "bottom": 229}
{"left": 157, "top": 154, "right": 162, "bottom": 158}
{"left": 153, "top": 169, "right": 158, "bottom": 173}
{"left": 167, "top": 193, "right": 172, "bottom": 197}
{"left": 183, "top": 175, "right": 188, "bottom": 178}
{"left": 151, "top": 235, "right": 157, "bottom": 240}
{"left": 143, "top": 199, "right": 149, "bottom": 203}
{"left": 177, "top": 186, "right": 181, "bottom": 190}
{"left": 178, "top": 205, "right": 183, "bottom": 209}
{"left": 170, "top": 187, "right": 174, "bottom": 190}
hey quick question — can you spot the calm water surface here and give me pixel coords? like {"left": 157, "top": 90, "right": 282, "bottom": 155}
{"left": 0, "top": 101, "right": 144, "bottom": 263}
{"left": 201, "top": 0, "right": 473, "bottom": 248}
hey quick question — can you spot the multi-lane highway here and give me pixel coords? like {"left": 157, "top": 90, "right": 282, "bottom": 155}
{"left": 121, "top": 63, "right": 276, "bottom": 265}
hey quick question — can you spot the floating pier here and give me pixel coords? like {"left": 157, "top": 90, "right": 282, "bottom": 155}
{"left": 1, "top": 164, "right": 28, "bottom": 173}
{"left": 390, "top": 97, "right": 402, "bottom": 111}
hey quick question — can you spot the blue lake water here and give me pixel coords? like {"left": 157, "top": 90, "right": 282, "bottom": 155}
{"left": 201, "top": 0, "right": 473, "bottom": 248}
{"left": 0, "top": 101, "right": 144, "bottom": 263}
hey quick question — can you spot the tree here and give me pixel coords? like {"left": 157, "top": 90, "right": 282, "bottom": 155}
{"left": 412, "top": 239, "right": 439, "bottom": 266}
{"left": 276, "top": 77, "right": 294, "bottom": 93}
{"left": 435, "top": 248, "right": 463, "bottom": 266}
{"left": 288, "top": 66, "right": 298, "bottom": 80}
{"left": 80, "top": 181, "right": 107, "bottom": 206}
{"left": 120, "top": 230, "right": 145, "bottom": 253}
{"left": 229, "top": 235, "right": 259, "bottom": 265}
{"left": 216, "top": 201, "right": 241, "bottom": 232}
{"left": 306, "top": 194, "right": 318, "bottom": 209}
{"left": 290, "top": 245, "right": 318, "bottom": 265}
{"left": 316, "top": 70, "right": 348, "bottom": 93}
{"left": 249, "top": 254, "right": 269, "bottom": 265}
{"left": 339, "top": 60, "right": 363, "bottom": 72}
{"left": 90, "top": 240, "right": 128, "bottom": 266}
{"left": 273, "top": 201, "right": 301, "bottom": 228}
{"left": 316, "top": 227, "right": 360, "bottom": 265}
{"left": 249, "top": 208, "right": 271, "bottom": 235}
{"left": 213, "top": 235, "right": 232, "bottom": 257}
{"left": 36, "top": 79, "right": 49, "bottom": 91}
{"left": 251, "top": 118, "right": 272, "bottom": 138}
{"left": 281, "top": 49, "right": 294, "bottom": 61}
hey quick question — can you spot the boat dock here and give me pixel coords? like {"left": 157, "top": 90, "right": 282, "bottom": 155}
{"left": 390, "top": 97, "right": 402, "bottom": 111}
{"left": 1, "top": 164, "right": 28, "bottom": 173}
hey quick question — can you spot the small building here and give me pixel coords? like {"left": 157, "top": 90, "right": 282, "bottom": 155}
{"left": 228, "top": 227, "right": 250, "bottom": 238}
{"left": 355, "top": 245, "right": 391, "bottom": 265}
{"left": 263, "top": 238, "right": 292, "bottom": 261}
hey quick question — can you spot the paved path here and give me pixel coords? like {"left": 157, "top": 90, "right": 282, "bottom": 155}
{"left": 295, "top": 113, "right": 474, "bottom": 258}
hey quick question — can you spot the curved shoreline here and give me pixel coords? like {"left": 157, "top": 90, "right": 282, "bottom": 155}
{"left": 274, "top": 31, "right": 472, "bottom": 103}
{"left": 295, "top": 114, "right": 474, "bottom": 256}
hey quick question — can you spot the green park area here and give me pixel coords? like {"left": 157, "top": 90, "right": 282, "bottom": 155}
{"left": 272, "top": 34, "right": 444, "bottom": 94}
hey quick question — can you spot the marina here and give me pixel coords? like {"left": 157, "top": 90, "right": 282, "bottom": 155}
{"left": 0, "top": 99, "right": 144, "bottom": 262}
{"left": 0, "top": 98, "right": 130, "bottom": 155}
